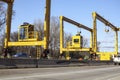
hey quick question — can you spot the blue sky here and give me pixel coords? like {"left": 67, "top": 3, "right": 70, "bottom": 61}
{"left": 9, "top": 0, "right": 120, "bottom": 51}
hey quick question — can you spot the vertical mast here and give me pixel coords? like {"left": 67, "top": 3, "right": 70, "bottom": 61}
{"left": 44, "top": 0, "right": 51, "bottom": 49}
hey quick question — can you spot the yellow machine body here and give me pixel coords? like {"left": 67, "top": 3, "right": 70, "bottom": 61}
{"left": 72, "top": 35, "right": 83, "bottom": 48}
{"left": 67, "top": 35, "right": 83, "bottom": 49}
{"left": 100, "top": 53, "right": 111, "bottom": 61}
{"left": 97, "top": 52, "right": 114, "bottom": 61}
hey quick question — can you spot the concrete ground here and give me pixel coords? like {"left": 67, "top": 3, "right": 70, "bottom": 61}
{"left": 0, "top": 65, "right": 120, "bottom": 80}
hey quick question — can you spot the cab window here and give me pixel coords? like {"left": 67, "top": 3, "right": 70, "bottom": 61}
{"left": 74, "top": 39, "right": 79, "bottom": 43}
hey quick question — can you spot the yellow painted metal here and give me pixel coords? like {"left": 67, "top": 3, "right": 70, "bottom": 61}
{"left": 115, "top": 31, "right": 118, "bottom": 55}
{"left": 8, "top": 41, "right": 45, "bottom": 46}
{"left": 90, "top": 32, "right": 93, "bottom": 49}
{"left": 60, "top": 16, "right": 64, "bottom": 54}
{"left": 67, "top": 35, "right": 83, "bottom": 49}
{"left": 60, "top": 16, "right": 93, "bottom": 54}
{"left": 97, "top": 52, "right": 111, "bottom": 61}
{"left": 18, "top": 37, "right": 38, "bottom": 42}
{"left": 72, "top": 36, "right": 82, "bottom": 48}
{"left": 1, "top": 0, "right": 14, "bottom": 48}
{"left": 44, "top": 0, "right": 51, "bottom": 49}
{"left": 92, "top": 12, "right": 97, "bottom": 53}
{"left": 61, "top": 48, "right": 91, "bottom": 52}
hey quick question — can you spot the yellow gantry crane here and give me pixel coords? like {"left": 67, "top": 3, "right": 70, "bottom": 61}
{"left": 59, "top": 16, "right": 93, "bottom": 60}
{"left": 92, "top": 12, "right": 119, "bottom": 60}
{"left": 60, "top": 12, "right": 119, "bottom": 60}
{"left": 1, "top": 0, "right": 51, "bottom": 59}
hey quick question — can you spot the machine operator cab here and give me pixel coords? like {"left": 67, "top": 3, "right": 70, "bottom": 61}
{"left": 18, "top": 22, "right": 38, "bottom": 41}
{"left": 67, "top": 32, "right": 83, "bottom": 49}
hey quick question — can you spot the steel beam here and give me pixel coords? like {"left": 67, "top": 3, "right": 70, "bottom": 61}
{"left": 60, "top": 16, "right": 92, "bottom": 32}
{"left": 8, "top": 41, "right": 44, "bottom": 46}
{"left": 92, "top": 12, "right": 118, "bottom": 31}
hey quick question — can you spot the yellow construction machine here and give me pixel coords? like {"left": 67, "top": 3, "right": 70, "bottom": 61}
{"left": 59, "top": 16, "right": 93, "bottom": 60}
{"left": 2, "top": 0, "right": 51, "bottom": 59}
{"left": 60, "top": 12, "right": 120, "bottom": 61}
{"left": 92, "top": 12, "right": 119, "bottom": 61}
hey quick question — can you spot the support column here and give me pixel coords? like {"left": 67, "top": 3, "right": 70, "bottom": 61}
{"left": 115, "top": 31, "right": 118, "bottom": 55}
{"left": 44, "top": 0, "right": 51, "bottom": 49}
{"left": 92, "top": 12, "right": 97, "bottom": 53}
{"left": 60, "top": 16, "right": 64, "bottom": 54}
{"left": 90, "top": 31, "right": 93, "bottom": 49}
{"left": 4, "top": 2, "right": 13, "bottom": 48}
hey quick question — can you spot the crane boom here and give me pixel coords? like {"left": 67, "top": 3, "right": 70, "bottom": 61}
{"left": 60, "top": 16, "right": 92, "bottom": 32}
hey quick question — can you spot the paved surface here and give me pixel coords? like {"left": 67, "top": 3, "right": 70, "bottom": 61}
{"left": 0, "top": 65, "right": 120, "bottom": 80}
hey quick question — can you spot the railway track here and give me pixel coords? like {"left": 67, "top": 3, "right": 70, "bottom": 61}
{"left": 0, "top": 58, "right": 113, "bottom": 68}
